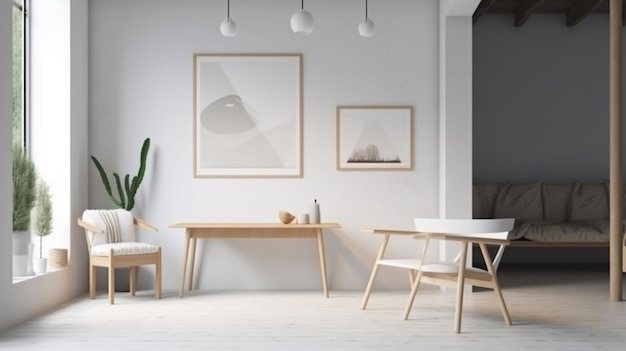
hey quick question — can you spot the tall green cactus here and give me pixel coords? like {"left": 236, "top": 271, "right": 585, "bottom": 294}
{"left": 91, "top": 137, "right": 150, "bottom": 211}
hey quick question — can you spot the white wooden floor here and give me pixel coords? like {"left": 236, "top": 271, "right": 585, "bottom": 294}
{"left": 1, "top": 266, "right": 625, "bottom": 351}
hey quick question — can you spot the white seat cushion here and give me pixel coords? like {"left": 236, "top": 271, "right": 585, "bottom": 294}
{"left": 91, "top": 242, "right": 159, "bottom": 256}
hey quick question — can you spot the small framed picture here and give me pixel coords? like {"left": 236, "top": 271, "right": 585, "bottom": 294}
{"left": 336, "top": 106, "right": 413, "bottom": 170}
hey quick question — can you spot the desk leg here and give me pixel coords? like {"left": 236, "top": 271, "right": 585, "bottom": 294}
{"left": 316, "top": 229, "right": 329, "bottom": 298}
{"left": 179, "top": 229, "right": 191, "bottom": 298}
{"left": 361, "top": 233, "right": 391, "bottom": 309}
{"left": 187, "top": 237, "right": 197, "bottom": 291}
{"left": 454, "top": 242, "right": 469, "bottom": 334}
{"left": 479, "top": 243, "right": 511, "bottom": 325}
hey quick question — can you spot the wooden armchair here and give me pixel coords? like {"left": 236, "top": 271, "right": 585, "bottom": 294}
{"left": 77, "top": 209, "right": 161, "bottom": 304}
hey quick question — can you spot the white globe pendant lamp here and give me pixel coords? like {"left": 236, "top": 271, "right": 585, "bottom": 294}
{"left": 291, "top": 0, "right": 314, "bottom": 35}
{"left": 220, "top": 0, "right": 237, "bottom": 37}
{"left": 358, "top": 0, "right": 375, "bottom": 37}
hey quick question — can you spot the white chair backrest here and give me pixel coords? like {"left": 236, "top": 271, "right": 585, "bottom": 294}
{"left": 82, "top": 209, "right": 136, "bottom": 246}
{"left": 414, "top": 218, "right": 515, "bottom": 240}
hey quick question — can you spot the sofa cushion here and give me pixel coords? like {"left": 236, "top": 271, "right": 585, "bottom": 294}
{"left": 473, "top": 183, "right": 501, "bottom": 219}
{"left": 522, "top": 220, "right": 609, "bottom": 243}
{"left": 542, "top": 183, "right": 574, "bottom": 223}
{"left": 507, "top": 219, "right": 548, "bottom": 240}
{"left": 493, "top": 181, "right": 543, "bottom": 220}
{"left": 569, "top": 182, "right": 609, "bottom": 221}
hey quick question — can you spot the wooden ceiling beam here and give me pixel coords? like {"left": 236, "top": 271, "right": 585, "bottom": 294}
{"left": 567, "top": 0, "right": 605, "bottom": 26}
{"left": 473, "top": 0, "right": 498, "bottom": 23}
{"left": 515, "top": 0, "right": 548, "bottom": 26}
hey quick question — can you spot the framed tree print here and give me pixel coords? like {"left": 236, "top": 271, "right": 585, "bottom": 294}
{"left": 336, "top": 106, "right": 413, "bottom": 170}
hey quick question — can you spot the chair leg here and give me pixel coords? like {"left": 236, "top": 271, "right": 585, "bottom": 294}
{"left": 479, "top": 243, "right": 511, "bottom": 325}
{"left": 361, "top": 234, "right": 391, "bottom": 310}
{"left": 89, "top": 263, "right": 96, "bottom": 299}
{"left": 108, "top": 250, "right": 115, "bottom": 305}
{"left": 129, "top": 266, "right": 137, "bottom": 297}
{"left": 408, "top": 269, "right": 416, "bottom": 286}
{"left": 453, "top": 242, "right": 469, "bottom": 334}
{"left": 403, "top": 269, "right": 423, "bottom": 320}
{"left": 361, "top": 263, "right": 381, "bottom": 310}
{"left": 156, "top": 247, "right": 162, "bottom": 299}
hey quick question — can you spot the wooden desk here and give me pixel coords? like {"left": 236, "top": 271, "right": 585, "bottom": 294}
{"left": 169, "top": 223, "right": 341, "bottom": 297}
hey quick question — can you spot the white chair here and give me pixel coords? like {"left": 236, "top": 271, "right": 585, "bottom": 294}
{"left": 77, "top": 209, "right": 162, "bottom": 304}
{"left": 361, "top": 218, "right": 514, "bottom": 333}
{"left": 404, "top": 218, "right": 515, "bottom": 333}
{"left": 360, "top": 229, "right": 429, "bottom": 310}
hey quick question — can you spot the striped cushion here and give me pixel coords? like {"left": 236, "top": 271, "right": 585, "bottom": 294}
{"left": 82, "top": 209, "right": 136, "bottom": 246}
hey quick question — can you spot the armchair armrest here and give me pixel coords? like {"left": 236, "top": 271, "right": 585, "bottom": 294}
{"left": 77, "top": 217, "right": 103, "bottom": 233}
{"left": 134, "top": 216, "right": 158, "bottom": 232}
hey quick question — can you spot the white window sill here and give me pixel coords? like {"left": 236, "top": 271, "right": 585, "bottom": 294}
{"left": 12, "top": 267, "right": 68, "bottom": 284}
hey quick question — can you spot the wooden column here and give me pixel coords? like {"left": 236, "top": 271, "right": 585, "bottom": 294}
{"left": 609, "top": 0, "right": 623, "bottom": 302}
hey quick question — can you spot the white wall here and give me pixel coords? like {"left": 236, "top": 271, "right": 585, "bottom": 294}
{"left": 0, "top": 0, "right": 476, "bottom": 333}
{"left": 88, "top": 0, "right": 469, "bottom": 292}
{"left": 0, "top": 0, "right": 90, "bottom": 333}
{"left": 0, "top": 0, "right": 14, "bottom": 330}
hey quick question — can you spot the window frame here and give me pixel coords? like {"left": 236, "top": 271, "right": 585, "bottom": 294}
{"left": 12, "top": 0, "right": 29, "bottom": 150}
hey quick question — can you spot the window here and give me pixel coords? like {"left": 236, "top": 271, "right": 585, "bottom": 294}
{"left": 12, "top": 0, "right": 27, "bottom": 148}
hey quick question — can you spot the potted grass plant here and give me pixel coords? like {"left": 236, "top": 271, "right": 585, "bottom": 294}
{"left": 12, "top": 144, "right": 38, "bottom": 276}
{"left": 32, "top": 179, "right": 53, "bottom": 273}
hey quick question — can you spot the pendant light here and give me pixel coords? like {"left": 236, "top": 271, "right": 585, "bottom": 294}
{"left": 358, "top": 0, "right": 375, "bottom": 37}
{"left": 291, "top": 0, "right": 314, "bottom": 35}
{"left": 220, "top": 0, "right": 237, "bottom": 37}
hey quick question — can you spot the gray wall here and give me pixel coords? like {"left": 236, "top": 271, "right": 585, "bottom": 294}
{"left": 473, "top": 14, "right": 618, "bottom": 264}
{"left": 473, "top": 14, "right": 614, "bottom": 183}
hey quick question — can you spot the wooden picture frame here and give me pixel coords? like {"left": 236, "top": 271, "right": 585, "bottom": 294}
{"left": 336, "top": 106, "right": 413, "bottom": 170}
{"left": 193, "top": 53, "right": 303, "bottom": 177}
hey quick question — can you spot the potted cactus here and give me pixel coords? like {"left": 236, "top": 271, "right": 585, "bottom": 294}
{"left": 90, "top": 137, "right": 150, "bottom": 211}
{"left": 90, "top": 137, "right": 150, "bottom": 291}
{"left": 32, "top": 179, "right": 53, "bottom": 273}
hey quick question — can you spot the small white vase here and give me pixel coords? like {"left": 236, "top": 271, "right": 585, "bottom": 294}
{"left": 310, "top": 201, "right": 321, "bottom": 224}
{"left": 33, "top": 257, "right": 47, "bottom": 274}
{"left": 26, "top": 243, "right": 35, "bottom": 276}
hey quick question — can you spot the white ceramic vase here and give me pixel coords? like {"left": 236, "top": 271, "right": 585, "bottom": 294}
{"left": 310, "top": 202, "right": 321, "bottom": 224}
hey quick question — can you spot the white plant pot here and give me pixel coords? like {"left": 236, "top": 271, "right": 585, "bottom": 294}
{"left": 33, "top": 257, "right": 47, "bottom": 274}
{"left": 12, "top": 231, "right": 34, "bottom": 277}
{"left": 26, "top": 243, "right": 35, "bottom": 275}
{"left": 12, "top": 255, "right": 29, "bottom": 276}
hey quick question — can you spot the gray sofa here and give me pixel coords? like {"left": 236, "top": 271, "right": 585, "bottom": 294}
{"left": 473, "top": 181, "right": 616, "bottom": 243}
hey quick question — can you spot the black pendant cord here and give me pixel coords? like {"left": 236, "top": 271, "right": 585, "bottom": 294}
{"left": 365, "top": 0, "right": 368, "bottom": 20}
{"left": 227, "top": 0, "right": 230, "bottom": 19}
{"left": 301, "top": 0, "right": 304, "bottom": 10}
